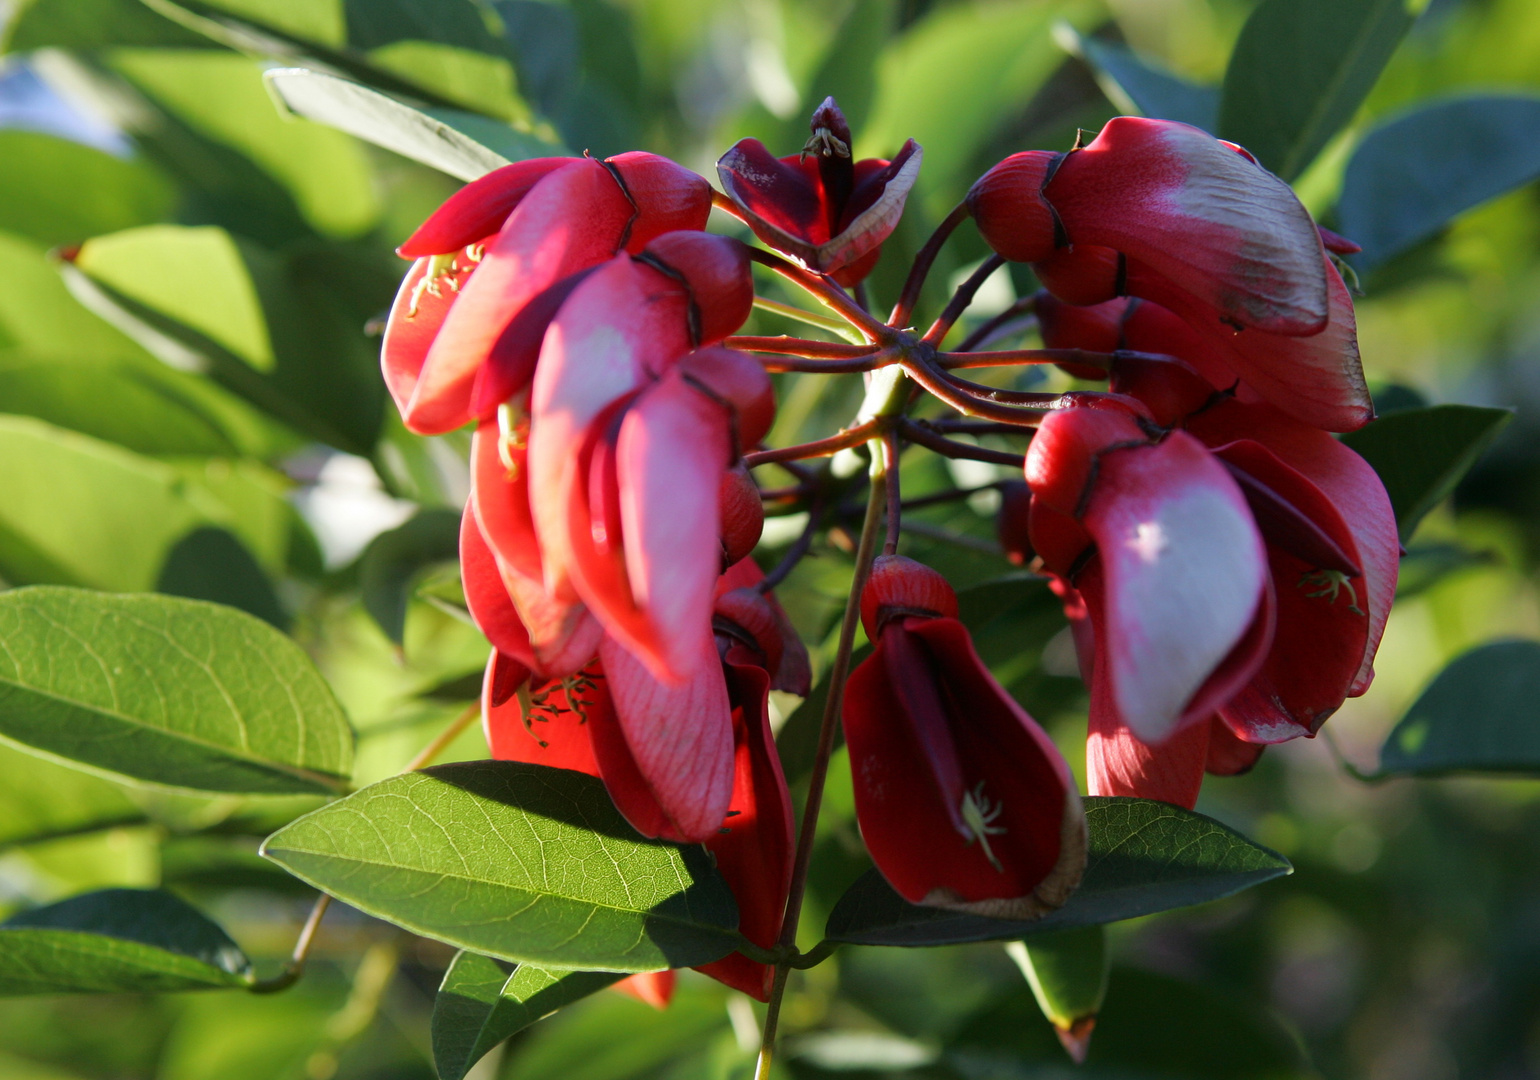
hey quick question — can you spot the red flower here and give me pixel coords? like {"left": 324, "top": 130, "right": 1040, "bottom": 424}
{"left": 481, "top": 570, "right": 798, "bottom": 1000}
{"left": 969, "top": 117, "right": 1328, "bottom": 334}
{"left": 842, "top": 556, "right": 1086, "bottom": 919}
{"left": 382, "top": 154, "right": 711, "bottom": 434}
{"left": 717, "top": 97, "right": 921, "bottom": 284}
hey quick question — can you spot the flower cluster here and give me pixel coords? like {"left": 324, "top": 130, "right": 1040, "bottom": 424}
{"left": 380, "top": 101, "right": 1394, "bottom": 1002}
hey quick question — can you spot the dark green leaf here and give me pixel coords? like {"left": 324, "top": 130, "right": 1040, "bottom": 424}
{"left": 69, "top": 224, "right": 386, "bottom": 454}
{"left": 1058, "top": 26, "right": 1218, "bottom": 132}
{"left": 825, "top": 797, "right": 1290, "bottom": 946}
{"left": 0, "top": 889, "right": 251, "bottom": 995}
{"left": 0, "top": 587, "right": 353, "bottom": 794}
{"left": 157, "top": 527, "right": 289, "bottom": 631}
{"left": 358, "top": 510, "right": 461, "bottom": 645}
{"left": 1377, "top": 640, "right": 1540, "bottom": 776}
{"left": 1219, "top": 0, "right": 1415, "bottom": 181}
{"left": 776, "top": 645, "right": 869, "bottom": 787}
{"left": 432, "top": 951, "right": 621, "bottom": 1080}
{"left": 1340, "top": 404, "right": 1513, "bottom": 541}
{"left": 261, "top": 760, "right": 741, "bottom": 971}
{"left": 1396, "top": 541, "right": 1496, "bottom": 599}
{"left": 0, "top": 131, "right": 174, "bottom": 247}
{"left": 1338, "top": 95, "right": 1540, "bottom": 269}
{"left": 264, "top": 67, "right": 555, "bottom": 181}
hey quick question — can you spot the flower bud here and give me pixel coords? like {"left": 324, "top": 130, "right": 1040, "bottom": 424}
{"left": 1107, "top": 350, "right": 1218, "bottom": 429}
{"left": 719, "top": 463, "right": 765, "bottom": 566}
{"left": 607, "top": 151, "right": 713, "bottom": 252}
{"left": 1024, "top": 397, "right": 1150, "bottom": 517}
{"left": 677, "top": 346, "right": 776, "bottom": 448}
{"left": 397, "top": 157, "right": 572, "bottom": 257}
{"left": 640, "top": 233, "right": 754, "bottom": 345}
{"left": 1033, "top": 244, "right": 1121, "bottom": 307}
{"left": 967, "top": 151, "right": 1064, "bottom": 263}
{"left": 714, "top": 586, "right": 784, "bottom": 676}
{"left": 859, "top": 555, "right": 959, "bottom": 639}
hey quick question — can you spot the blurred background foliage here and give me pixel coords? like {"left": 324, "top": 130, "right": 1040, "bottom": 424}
{"left": 0, "top": 0, "right": 1538, "bottom": 1077}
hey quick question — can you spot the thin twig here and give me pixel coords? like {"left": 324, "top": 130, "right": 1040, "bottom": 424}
{"left": 955, "top": 299, "right": 1037, "bottom": 353}
{"left": 754, "top": 352, "right": 895, "bottom": 374}
{"left": 882, "top": 430, "right": 902, "bottom": 556}
{"left": 711, "top": 188, "right": 751, "bottom": 225}
{"left": 923, "top": 418, "right": 1036, "bottom": 437}
{"left": 899, "top": 352, "right": 1050, "bottom": 426}
{"left": 924, "top": 254, "right": 1005, "bottom": 344}
{"left": 727, "top": 335, "right": 883, "bottom": 359}
{"left": 889, "top": 201, "right": 970, "bottom": 329}
{"left": 744, "top": 420, "right": 879, "bottom": 467}
{"left": 900, "top": 419, "right": 1026, "bottom": 467}
{"left": 747, "top": 248, "right": 891, "bottom": 342}
{"left": 939, "top": 347, "right": 1111, "bottom": 371}
{"left": 403, "top": 702, "right": 481, "bottom": 773}
{"left": 751, "top": 294, "right": 858, "bottom": 339}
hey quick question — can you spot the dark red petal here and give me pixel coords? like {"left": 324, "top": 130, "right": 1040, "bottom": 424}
{"left": 997, "top": 480, "right": 1034, "bottom": 566}
{"left": 719, "top": 464, "right": 764, "bottom": 567}
{"left": 694, "top": 660, "right": 793, "bottom": 1001}
{"left": 968, "top": 151, "right": 1063, "bottom": 264}
{"left": 1022, "top": 396, "right": 1151, "bottom": 518}
{"left": 640, "top": 233, "right": 753, "bottom": 346}
{"left": 715, "top": 558, "right": 812, "bottom": 696}
{"left": 859, "top": 554, "right": 958, "bottom": 637}
{"left": 844, "top": 619, "right": 1086, "bottom": 919}
{"left": 716, "top": 139, "right": 828, "bottom": 245}
{"left": 1107, "top": 350, "right": 1224, "bottom": 430}
{"left": 398, "top": 157, "right": 574, "bottom": 258}
{"left": 1205, "top": 719, "right": 1265, "bottom": 775}
{"left": 1047, "top": 117, "right": 1329, "bottom": 335}
{"left": 1033, "top": 244, "right": 1122, "bottom": 308}
{"left": 596, "top": 636, "right": 735, "bottom": 843}
{"left": 1212, "top": 438, "right": 1363, "bottom": 577}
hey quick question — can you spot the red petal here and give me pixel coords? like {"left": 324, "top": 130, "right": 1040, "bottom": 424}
{"left": 1213, "top": 439, "right": 1362, "bottom": 577}
{"left": 1188, "top": 401, "right": 1398, "bottom": 694}
{"left": 1048, "top": 118, "right": 1328, "bottom": 335}
{"left": 1086, "top": 691, "right": 1208, "bottom": 809}
{"left": 381, "top": 255, "right": 474, "bottom": 426}
{"left": 483, "top": 652, "right": 603, "bottom": 776}
{"left": 595, "top": 636, "right": 735, "bottom": 843}
{"left": 459, "top": 507, "right": 536, "bottom": 668}
{"left": 1205, "top": 719, "right": 1265, "bottom": 775}
{"left": 1124, "top": 255, "right": 1371, "bottom": 432}
{"left": 694, "top": 659, "right": 794, "bottom": 1001}
{"left": 407, "top": 160, "right": 635, "bottom": 435}
{"left": 398, "top": 158, "right": 574, "bottom": 258}
{"left": 843, "top": 618, "right": 1086, "bottom": 920}
{"left": 611, "top": 971, "right": 675, "bottom": 1009}
{"left": 606, "top": 152, "right": 712, "bottom": 252}
{"left": 715, "top": 557, "right": 811, "bottom": 696}
{"left": 469, "top": 267, "right": 596, "bottom": 419}
{"left": 528, "top": 257, "right": 695, "bottom": 604}
{"left": 1075, "top": 430, "right": 1270, "bottom": 744}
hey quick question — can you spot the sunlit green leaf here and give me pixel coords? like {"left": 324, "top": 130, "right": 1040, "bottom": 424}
{"left": 1219, "top": 0, "right": 1415, "bottom": 181}
{"left": 0, "top": 744, "right": 146, "bottom": 850}
{"left": 261, "top": 760, "right": 741, "bottom": 971}
{"left": 0, "top": 587, "right": 354, "bottom": 794}
{"left": 432, "top": 951, "right": 621, "bottom": 1080}
{"left": 1, "top": 0, "right": 205, "bottom": 50}
{"left": 1338, "top": 95, "right": 1540, "bottom": 269}
{"left": 358, "top": 509, "right": 461, "bottom": 645}
{"left": 1340, "top": 403, "right": 1513, "bottom": 542}
{"left": 0, "top": 132, "right": 174, "bottom": 247}
{"left": 265, "top": 67, "right": 555, "bottom": 180}
{"left": 825, "top": 797, "right": 1290, "bottom": 946}
{"left": 1008, "top": 925, "right": 1108, "bottom": 1036}
{"left": 1377, "top": 640, "right": 1540, "bottom": 776}
{"left": 0, "top": 889, "right": 251, "bottom": 995}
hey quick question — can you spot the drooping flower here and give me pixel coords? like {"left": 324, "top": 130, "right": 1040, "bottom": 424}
{"left": 717, "top": 97, "right": 922, "bottom": 284}
{"left": 969, "top": 117, "right": 1328, "bottom": 334}
{"left": 382, "top": 154, "right": 711, "bottom": 434}
{"left": 842, "top": 556, "right": 1086, "bottom": 919}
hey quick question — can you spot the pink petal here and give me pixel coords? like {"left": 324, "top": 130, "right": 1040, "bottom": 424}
{"left": 459, "top": 506, "right": 536, "bottom": 669}
{"left": 528, "top": 256, "right": 695, "bottom": 603}
{"left": 398, "top": 157, "right": 574, "bottom": 258}
{"left": 1087, "top": 689, "right": 1208, "bottom": 809}
{"left": 380, "top": 255, "right": 474, "bottom": 427}
{"left": 469, "top": 267, "right": 595, "bottom": 419}
{"left": 407, "top": 159, "right": 635, "bottom": 434}
{"left": 1048, "top": 117, "right": 1328, "bottom": 335}
{"left": 596, "top": 635, "right": 735, "bottom": 843}
{"left": 1076, "top": 429, "right": 1270, "bottom": 744}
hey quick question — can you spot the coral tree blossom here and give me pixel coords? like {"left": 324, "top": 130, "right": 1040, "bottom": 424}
{"left": 843, "top": 556, "right": 1087, "bottom": 919}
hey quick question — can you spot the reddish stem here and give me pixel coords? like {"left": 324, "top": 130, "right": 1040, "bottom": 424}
{"left": 889, "top": 201, "right": 970, "bottom": 329}
{"left": 747, "top": 248, "right": 891, "bottom": 342}
{"left": 924, "top": 253, "right": 1005, "bottom": 344}
{"left": 954, "top": 298, "right": 1037, "bottom": 352}
{"left": 900, "top": 419, "right": 1027, "bottom": 467}
{"left": 940, "top": 347, "right": 1111, "bottom": 371}
{"left": 899, "top": 352, "right": 1050, "bottom": 426}
{"left": 727, "top": 335, "right": 883, "bottom": 359}
{"left": 744, "top": 420, "right": 880, "bottom": 467}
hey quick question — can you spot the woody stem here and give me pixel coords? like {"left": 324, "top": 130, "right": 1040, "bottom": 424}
{"left": 747, "top": 248, "right": 892, "bottom": 343}
{"left": 890, "top": 201, "right": 970, "bottom": 329}
{"left": 755, "top": 442, "right": 889, "bottom": 1080}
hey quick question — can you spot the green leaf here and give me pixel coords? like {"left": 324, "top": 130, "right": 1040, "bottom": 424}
{"left": 1339, "top": 403, "right": 1513, "bottom": 542}
{"left": 157, "top": 526, "right": 290, "bottom": 631}
{"left": 1377, "top": 640, "right": 1540, "bottom": 776}
{"left": 358, "top": 509, "right": 462, "bottom": 646}
{"left": 0, "top": 587, "right": 354, "bottom": 794}
{"left": 1219, "top": 0, "right": 1415, "bottom": 181}
{"left": 432, "top": 951, "right": 621, "bottom": 1080}
{"left": 824, "top": 797, "right": 1290, "bottom": 946}
{"left": 69, "top": 224, "right": 386, "bottom": 454}
{"left": 261, "top": 760, "right": 741, "bottom": 971}
{"left": 264, "top": 67, "right": 554, "bottom": 181}
{"left": 0, "top": 744, "right": 146, "bottom": 850}
{"left": 1, "top": 0, "right": 207, "bottom": 50}
{"left": 0, "top": 132, "right": 174, "bottom": 248}
{"left": 0, "top": 888, "right": 251, "bottom": 994}
{"left": 1056, "top": 26, "right": 1218, "bottom": 132}
{"left": 1337, "top": 95, "right": 1540, "bottom": 269}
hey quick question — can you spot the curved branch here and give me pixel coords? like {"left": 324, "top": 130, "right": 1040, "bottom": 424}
{"left": 727, "top": 335, "right": 883, "bottom": 359}
{"left": 889, "top": 201, "right": 970, "bottom": 329}
{"left": 747, "top": 248, "right": 891, "bottom": 342}
{"left": 900, "top": 419, "right": 1027, "bottom": 467}
{"left": 745, "top": 420, "right": 879, "bottom": 467}
{"left": 940, "top": 347, "right": 1111, "bottom": 371}
{"left": 924, "top": 253, "right": 1005, "bottom": 344}
{"left": 954, "top": 298, "right": 1037, "bottom": 353}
